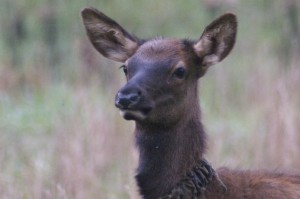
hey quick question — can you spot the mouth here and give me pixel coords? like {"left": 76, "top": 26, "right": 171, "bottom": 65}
{"left": 119, "top": 107, "right": 152, "bottom": 120}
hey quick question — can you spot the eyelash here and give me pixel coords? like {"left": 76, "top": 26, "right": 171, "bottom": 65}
{"left": 120, "top": 65, "right": 128, "bottom": 75}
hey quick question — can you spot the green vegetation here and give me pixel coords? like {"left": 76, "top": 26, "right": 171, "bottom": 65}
{"left": 0, "top": 0, "right": 299, "bottom": 198}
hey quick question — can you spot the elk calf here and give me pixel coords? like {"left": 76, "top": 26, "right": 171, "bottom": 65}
{"left": 81, "top": 7, "right": 300, "bottom": 199}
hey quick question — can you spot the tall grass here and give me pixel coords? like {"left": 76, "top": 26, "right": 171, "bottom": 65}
{"left": 0, "top": 0, "right": 299, "bottom": 198}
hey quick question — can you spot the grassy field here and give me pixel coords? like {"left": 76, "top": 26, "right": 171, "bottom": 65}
{"left": 0, "top": 0, "right": 300, "bottom": 198}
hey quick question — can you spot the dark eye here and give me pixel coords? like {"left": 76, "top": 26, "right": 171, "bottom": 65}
{"left": 173, "top": 67, "right": 186, "bottom": 79}
{"left": 120, "top": 65, "right": 128, "bottom": 75}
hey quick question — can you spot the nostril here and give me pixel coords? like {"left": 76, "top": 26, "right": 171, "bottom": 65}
{"left": 116, "top": 92, "right": 129, "bottom": 108}
{"left": 115, "top": 91, "right": 141, "bottom": 108}
{"left": 116, "top": 96, "right": 131, "bottom": 108}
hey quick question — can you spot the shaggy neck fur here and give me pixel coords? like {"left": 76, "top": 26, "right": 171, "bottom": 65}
{"left": 134, "top": 84, "right": 207, "bottom": 199}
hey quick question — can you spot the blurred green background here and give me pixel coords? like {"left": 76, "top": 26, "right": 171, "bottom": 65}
{"left": 0, "top": 0, "right": 299, "bottom": 198}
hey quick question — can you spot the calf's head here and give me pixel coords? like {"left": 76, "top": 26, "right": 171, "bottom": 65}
{"left": 81, "top": 7, "right": 237, "bottom": 126}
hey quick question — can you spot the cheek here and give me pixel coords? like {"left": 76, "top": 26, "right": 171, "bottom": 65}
{"left": 150, "top": 87, "right": 174, "bottom": 105}
{"left": 149, "top": 98, "right": 186, "bottom": 124}
{"left": 152, "top": 86, "right": 187, "bottom": 113}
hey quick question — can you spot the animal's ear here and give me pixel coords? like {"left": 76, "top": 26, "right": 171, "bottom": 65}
{"left": 81, "top": 7, "right": 139, "bottom": 63}
{"left": 193, "top": 13, "right": 237, "bottom": 76}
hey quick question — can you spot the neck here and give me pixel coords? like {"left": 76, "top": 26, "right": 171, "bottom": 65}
{"left": 134, "top": 102, "right": 206, "bottom": 199}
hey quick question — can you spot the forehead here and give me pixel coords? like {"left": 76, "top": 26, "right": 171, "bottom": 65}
{"left": 127, "top": 39, "right": 183, "bottom": 66}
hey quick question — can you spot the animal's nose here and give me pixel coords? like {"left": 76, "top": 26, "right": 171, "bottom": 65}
{"left": 115, "top": 91, "right": 141, "bottom": 109}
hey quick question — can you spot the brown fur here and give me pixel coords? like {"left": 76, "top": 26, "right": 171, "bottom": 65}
{"left": 81, "top": 7, "right": 300, "bottom": 199}
{"left": 205, "top": 168, "right": 300, "bottom": 199}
